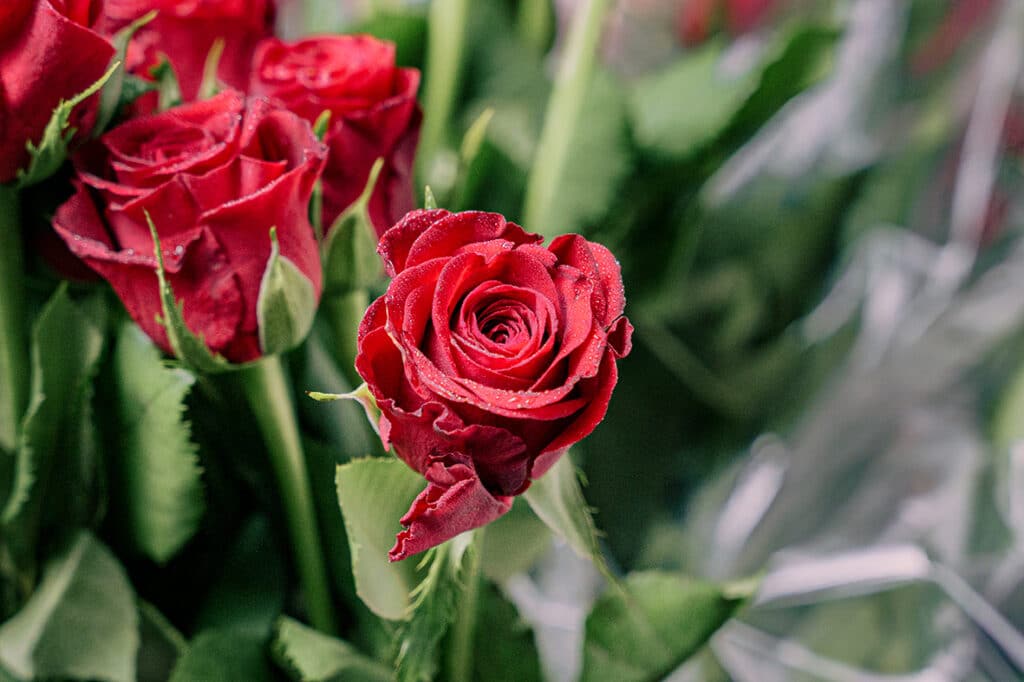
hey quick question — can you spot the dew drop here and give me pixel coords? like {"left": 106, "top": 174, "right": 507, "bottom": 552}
{"left": 173, "top": 245, "right": 185, "bottom": 257}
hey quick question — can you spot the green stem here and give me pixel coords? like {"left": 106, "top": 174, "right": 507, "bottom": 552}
{"left": 446, "top": 529, "right": 483, "bottom": 682}
{"left": 240, "top": 356, "right": 338, "bottom": 635}
{"left": 418, "top": 0, "right": 471, "bottom": 183}
{"left": 522, "top": 0, "right": 610, "bottom": 235}
{"left": 0, "top": 185, "right": 27, "bottom": 453}
{"left": 517, "top": 0, "right": 553, "bottom": 54}
{"left": 325, "top": 289, "right": 369, "bottom": 386}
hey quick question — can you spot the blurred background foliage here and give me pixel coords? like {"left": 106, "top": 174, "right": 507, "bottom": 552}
{"left": 6, "top": 0, "right": 1024, "bottom": 680}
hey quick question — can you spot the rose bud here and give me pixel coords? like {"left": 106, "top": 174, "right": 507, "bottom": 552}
{"left": 249, "top": 35, "right": 421, "bottom": 238}
{"left": 96, "top": 0, "right": 276, "bottom": 102}
{"left": 53, "top": 90, "right": 327, "bottom": 363}
{"left": 0, "top": 0, "right": 115, "bottom": 183}
{"left": 355, "top": 209, "right": 633, "bottom": 561}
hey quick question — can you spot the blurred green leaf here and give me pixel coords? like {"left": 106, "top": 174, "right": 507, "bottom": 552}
{"left": 523, "top": 455, "right": 607, "bottom": 575}
{"left": 1, "top": 286, "right": 105, "bottom": 584}
{"left": 630, "top": 25, "right": 838, "bottom": 163}
{"left": 630, "top": 41, "right": 757, "bottom": 160}
{"left": 136, "top": 601, "right": 187, "bottom": 682}
{"left": 0, "top": 531, "right": 138, "bottom": 682}
{"left": 480, "top": 498, "right": 551, "bottom": 583}
{"left": 580, "top": 572, "right": 754, "bottom": 682}
{"left": 544, "top": 70, "right": 631, "bottom": 234}
{"left": 335, "top": 458, "right": 423, "bottom": 620}
{"left": 110, "top": 322, "right": 203, "bottom": 563}
{"left": 168, "top": 629, "right": 274, "bottom": 682}
{"left": 470, "top": 583, "right": 543, "bottom": 682}
{"left": 193, "top": 516, "right": 285, "bottom": 635}
{"left": 272, "top": 616, "right": 392, "bottom": 682}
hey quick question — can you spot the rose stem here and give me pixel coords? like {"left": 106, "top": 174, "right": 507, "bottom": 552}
{"left": 0, "top": 184, "right": 28, "bottom": 453}
{"left": 240, "top": 355, "right": 338, "bottom": 635}
{"left": 517, "top": 0, "right": 554, "bottom": 55}
{"left": 325, "top": 288, "right": 368, "bottom": 387}
{"left": 522, "top": 0, "right": 611, "bottom": 237}
{"left": 417, "top": 0, "right": 471, "bottom": 184}
{"left": 445, "top": 529, "right": 484, "bottom": 682}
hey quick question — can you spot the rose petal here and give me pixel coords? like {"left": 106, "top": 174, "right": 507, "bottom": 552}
{"left": 389, "top": 457, "right": 512, "bottom": 561}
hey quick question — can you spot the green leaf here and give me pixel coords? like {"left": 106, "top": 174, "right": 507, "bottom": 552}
{"left": 580, "top": 572, "right": 754, "bottom": 682}
{"left": 351, "top": 11, "right": 428, "bottom": 68}
{"left": 480, "top": 498, "right": 551, "bottom": 583}
{"left": 96, "top": 10, "right": 157, "bottom": 133}
{"left": 272, "top": 616, "right": 393, "bottom": 682}
{"left": 110, "top": 322, "right": 204, "bottom": 563}
{"left": 544, "top": 70, "right": 631, "bottom": 234}
{"left": 1, "top": 286, "right": 105, "bottom": 579}
{"left": 630, "top": 24, "right": 838, "bottom": 162}
{"left": 147, "top": 213, "right": 235, "bottom": 373}
{"left": 198, "top": 38, "right": 226, "bottom": 100}
{"left": 396, "top": 538, "right": 474, "bottom": 682}
{"left": 0, "top": 531, "right": 138, "bottom": 682}
{"left": 322, "top": 159, "right": 385, "bottom": 294}
{"left": 193, "top": 516, "right": 286, "bottom": 636}
{"left": 168, "top": 629, "right": 274, "bottom": 682}
{"left": 257, "top": 228, "right": 319, "bottom": 356}
{"left": 313, "top": 110, "right": 332, "bottom": 141}
{"left": 423, "top": 186, "right": 438, "bottom": 210}
{"left": 335, "top": 458, "right": 424, "bottom": 620}
{"left": 630, "top": 41, "right": 756, "bottom": 160}
{"left": 16, "top": 61, "right": 119, "bottom": 188}
{"left": 136, "top": 601, "right": 187, "bottom": 682}
{"left": 522, "top": 455, "right": 608, "bottom": 575}
{"left": 471, "top": 583, "right": 543, "bottom": 682}
{"left": 152, "top": 58, "right": 183, "bottom": 111}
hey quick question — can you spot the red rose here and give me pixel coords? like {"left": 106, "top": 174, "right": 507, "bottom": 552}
{"left": 0, "top": 0, "right": 115, "bottom": 183}
{"left": 53, "top": 90, "right": 326, "bottom": 363}
{"left": 97, "top": 0, "right": 276, "bottom": 102}
{"left": 356, "top": 209, "right": 633, "bottom": 560}
{"left": 250, "top": 35, "right": 421, "bottom": 237}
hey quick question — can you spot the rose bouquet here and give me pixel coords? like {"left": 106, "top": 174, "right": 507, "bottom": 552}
{"left": 2, "top": 0, "right": 1015, "bottom": 680}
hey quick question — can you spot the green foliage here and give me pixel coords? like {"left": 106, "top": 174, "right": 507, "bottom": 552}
{"left": 523, "top": 455, "right": 608, "bottom": 576}
{"left": 0, "top": 532, "right": 138, "bottom": 682}
{"left": 480, "top": 498, "right": 551, "bottom": 583}
{"left": 630, "top": 24, "right": 838, "bottom": 163}
{"left": 543, "top": 70, "right": 631, "bottom": 235}
{"left": 1, "top": 286, "right": 105, "bottom": 587}
{"left": 469, "top": 584, "right": 543, "bottom": 682}
{"left": 16, "top": 62, "right": 119, "bottom": 188}
{"left": 630, "top": 40, "right": 758, "bottom": 160}
{"left": 168, "top": 629, "right": 274, "bottom": 682}
{"left": 580, "top": 572, "right": 755, "bottom": 682}
{"left": 109, "top": 323, "right": 203, "bottom": 563}
{"left": 395, "top": 538, "right": 473, "bottom": 682}
{"left": 192, "top": 516, "right": 286, "bottom": 635}
{"left": 136, "top": 601, "right": 187, "bottom": 682}
{"left": 257, "top": 228, "right": 319, "bottom": 356}
{"left": 335, "top": 458, "right": 423, "bottom": 620}
{"left": 272, "top": 616, "right": 393, "bottom": 682}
